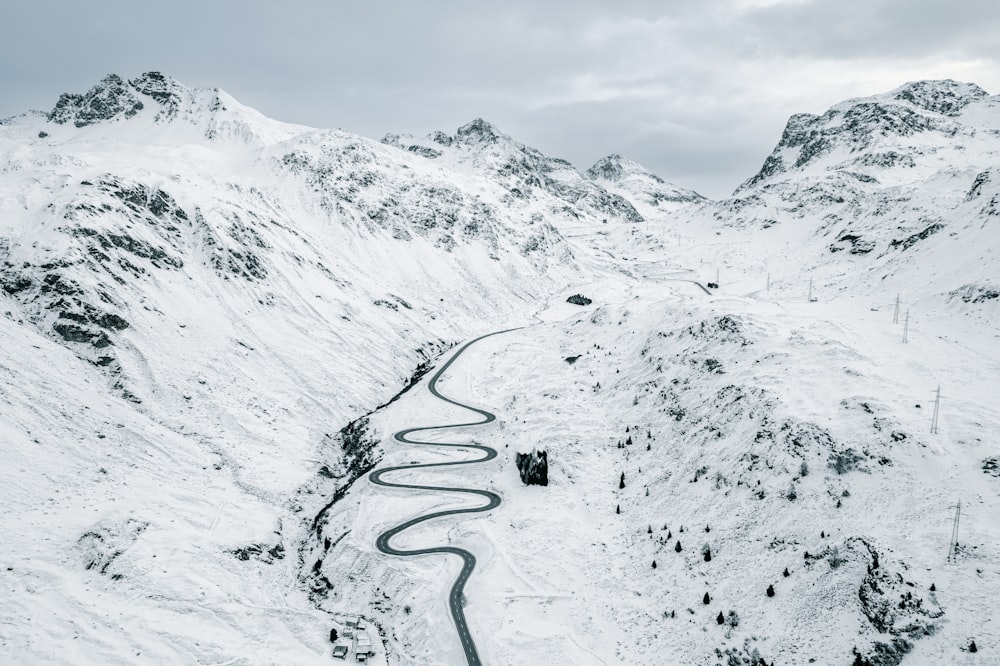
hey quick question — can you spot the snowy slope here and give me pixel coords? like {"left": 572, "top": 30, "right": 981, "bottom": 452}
{"left": 0, "top": 72, "right": 597, "bottom": 664}
{"left": 2, "top": 73, "right": 998, "bottom": 666}
{"left": 315, "top": 80, "right": 999, "bottom": 666}
{"left": 319, "top": 266, "right": 999, "bottom": 665}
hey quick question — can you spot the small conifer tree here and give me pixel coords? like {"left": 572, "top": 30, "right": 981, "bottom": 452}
{"left": 766, "top": 584, "right": 775, "bottom": 597}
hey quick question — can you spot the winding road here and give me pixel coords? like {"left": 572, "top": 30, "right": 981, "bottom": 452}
{"left": 369, "top": 329, "right": 516, "bottom": 666}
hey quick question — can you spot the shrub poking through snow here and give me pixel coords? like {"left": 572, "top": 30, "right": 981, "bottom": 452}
{"left": 828, "top": 546, "right": 847, "bottom": 569}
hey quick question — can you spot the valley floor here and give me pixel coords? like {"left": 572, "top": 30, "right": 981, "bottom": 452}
{"left": 321, "top": 250, "right": 1000, "bottom": 665}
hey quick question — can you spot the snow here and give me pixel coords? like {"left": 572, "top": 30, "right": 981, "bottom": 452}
{"left": 2, "top": 73, "right": 999, "bottom": 665}
{"left": 324, "top": 246, "right": 998, "bottom": 663}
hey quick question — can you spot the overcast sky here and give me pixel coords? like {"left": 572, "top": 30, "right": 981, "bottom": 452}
{"left": 3, "top": 0, "right": 998, "bottom": 197}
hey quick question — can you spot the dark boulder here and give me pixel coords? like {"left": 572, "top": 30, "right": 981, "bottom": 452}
{"left": 515, "top": 450, "right": 548, "bottom": 486}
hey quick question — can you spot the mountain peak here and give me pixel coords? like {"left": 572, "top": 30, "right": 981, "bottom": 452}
{"left": 49, "top": 73, "right": 145, "bottom": 127}
{"left": 47, "top": 71, "right": 196, "bottom": 127}
{"left": 737, "top": 79, "right": 995, "bottom": 193}
{"left": 889, "top": 79, "right": 988, "bottom": 117}
{"left": 586, "top": 154, "right": 706, "bottom": 209}
{"left": 587, "top": 154, "right": 662, "bottom": 183}
{"left": 455, "top": 118, "right": 504, "bottom": 145}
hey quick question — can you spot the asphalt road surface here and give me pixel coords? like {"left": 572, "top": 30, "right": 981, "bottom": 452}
{"left": 370, "top": 329, "right": 516, "bottom": 666}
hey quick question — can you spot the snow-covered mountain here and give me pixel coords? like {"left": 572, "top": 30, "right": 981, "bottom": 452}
{"left": 0, "top": 72, "right": 600, "bottom": 664}
{"left": 2, "top": 73, "right": 998, "bottom": 666}
{"left": 586, "top": 153, "right": 706, "bottom": 218}
{"left": 604, "top": 79, "right": 1000, "bottom": 324}
{"left": 383, "top": 120, "right": 653, "bottom": 224}
{"left": 718, "top": 80, "right": 999, "bottom": 300}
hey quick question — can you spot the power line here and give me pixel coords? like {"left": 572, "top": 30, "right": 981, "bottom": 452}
{"left": 931, "top": 385, "right": 942, "bottom": 434}
{"left": 947, "top": 500, "right": 961, "bottom": 562}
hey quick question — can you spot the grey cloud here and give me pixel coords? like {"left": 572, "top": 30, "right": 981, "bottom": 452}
{"left": 738, "top": 0, "right": 1000, "bottom": 60}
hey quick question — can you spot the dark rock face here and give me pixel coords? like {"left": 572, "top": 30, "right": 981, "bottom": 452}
{"left": 229, "top": 541, "right": 285, "bottom": 564}
{"left": 892, "top": 79, "right": 987, "bottom": 116}
{"left": 889, "top": 222, "right": 944, "bottom": 251}
{"left": 47, "top": 71, "right": 191, "bottom": 128}
{"left": 129, "top": 71, "right": 182, "bottom": 119}
{"left": 455, "top": 118, "right": 502, "bottom": 145}
{"left": 49, "top": 74, "right": 145, "bottom": 127}
{"left": 407, "top": 144, "right": 441, "bottom": 159}
{"left": 829, "top": 231, "right": 875, "bottom": 255}
{"left": 515, "top": 450, "right": 548, "bottom": 486}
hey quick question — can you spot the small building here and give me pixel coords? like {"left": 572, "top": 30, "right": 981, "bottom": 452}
{"left": 355, "top": 630, "right": 374, "bottom": 662}
{"left": 331, "top": 644, "right": 349, "bottom": 660}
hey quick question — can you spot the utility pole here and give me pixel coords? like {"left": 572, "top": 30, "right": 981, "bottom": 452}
{"left": 808, "top": 278, "right": 813, "bottom": 302}
{"left": 931, "top": 385, "right": 941, "bottom": 434}
{"left": 716, "top": 268, "right": 720, "bottom": 286}
{"left": 902, "top": 310, "right": 910, "bottom": 343}
{"left": 893, "top": 293, "right": 900, "bottom": 324}
{"left": 947, "top": 500, "right": 961, "bottom": 562}
{"left": 767, "top": 273, "right": 770, "bottom": 291}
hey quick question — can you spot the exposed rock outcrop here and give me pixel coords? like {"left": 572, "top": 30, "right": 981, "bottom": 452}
{"left": 515, "top": 449, "right": 548, "bottom": 486}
